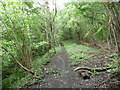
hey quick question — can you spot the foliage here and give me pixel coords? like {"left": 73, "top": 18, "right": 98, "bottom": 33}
{"left": 107, "top": 57, "right": 120, "bottom": 75}
{"left": 105, "top": 53, "right": 120, "bottom": 75}
{"left": 64, "top": 42, "right": 98, "bottom": 66}
{"left": 45, "top": 66, "right": 61, "bottom": 75}
{"left": 2, "top": 69, "right": 26, "bottom": 88}
{"left": 88, "top": 70, "right": 99, "bottom": 76}
{"left": 1, "top": 0, "right": 120, "bottom": 88}
{"left": 2, "top": 46, "right": 58, "bottom": 88}
{"left": 57, "top": 2, "right": 108, "bottom": 42}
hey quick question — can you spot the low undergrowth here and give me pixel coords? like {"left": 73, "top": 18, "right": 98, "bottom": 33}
{"left": 2, "top": 47, "right": 60, "bottom": 88}
{"left": 64, "top": 41, "right": 99, "bottom": 66}
{"left": 64, "top": 41, "right": 120, "bottom": 76}
{"left": 45, "top": 66, "right": 61, "bottom": 76}
{"left": 3, "top": 42, "right": 120, "bottom": 88}
{"left": 106, "top": 53, "right": 120, "bottom": 75}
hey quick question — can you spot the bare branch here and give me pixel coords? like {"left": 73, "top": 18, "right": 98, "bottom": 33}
{"left": 2, "top": 47, "right": 35, "bottom": 75}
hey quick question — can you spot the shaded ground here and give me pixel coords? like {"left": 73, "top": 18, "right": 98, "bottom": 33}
{"left": 28, "top": 45, "right": 120, "bottom": 88}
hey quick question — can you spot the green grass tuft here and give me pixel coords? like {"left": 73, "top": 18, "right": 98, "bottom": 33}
{"left": 64, "top": 42, "right": 99, "bottom": 66}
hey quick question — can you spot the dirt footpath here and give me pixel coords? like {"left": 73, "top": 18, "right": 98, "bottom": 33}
{"left": 28, "top": 45, "right": 120, "bottom": 88}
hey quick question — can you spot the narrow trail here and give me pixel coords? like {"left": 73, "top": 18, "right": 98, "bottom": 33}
{"left": 40, "top": 45, "right": 74, "bottom": 88}
{"left": 28, "top": 45, "right": 120, "bottom": 88}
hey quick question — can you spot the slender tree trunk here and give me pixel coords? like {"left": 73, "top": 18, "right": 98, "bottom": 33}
{"left": 105, "top": 2, "right": 120, "bottom": 56}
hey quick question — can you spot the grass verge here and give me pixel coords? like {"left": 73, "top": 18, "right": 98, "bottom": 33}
{"left": 64, "top": 41, "right": 99, "bottom": 66}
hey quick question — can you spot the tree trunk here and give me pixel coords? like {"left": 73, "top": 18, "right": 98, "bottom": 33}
{"left": 105, "top": 2, "right": 120, "bottom": 56}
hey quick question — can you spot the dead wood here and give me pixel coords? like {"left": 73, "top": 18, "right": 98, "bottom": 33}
{"left": 74, "top": 67, "right": 111, "bottom": 72}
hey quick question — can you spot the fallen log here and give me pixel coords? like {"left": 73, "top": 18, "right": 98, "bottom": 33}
{"left": 74, "top": 67, "right": 111, "bottom": 72}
